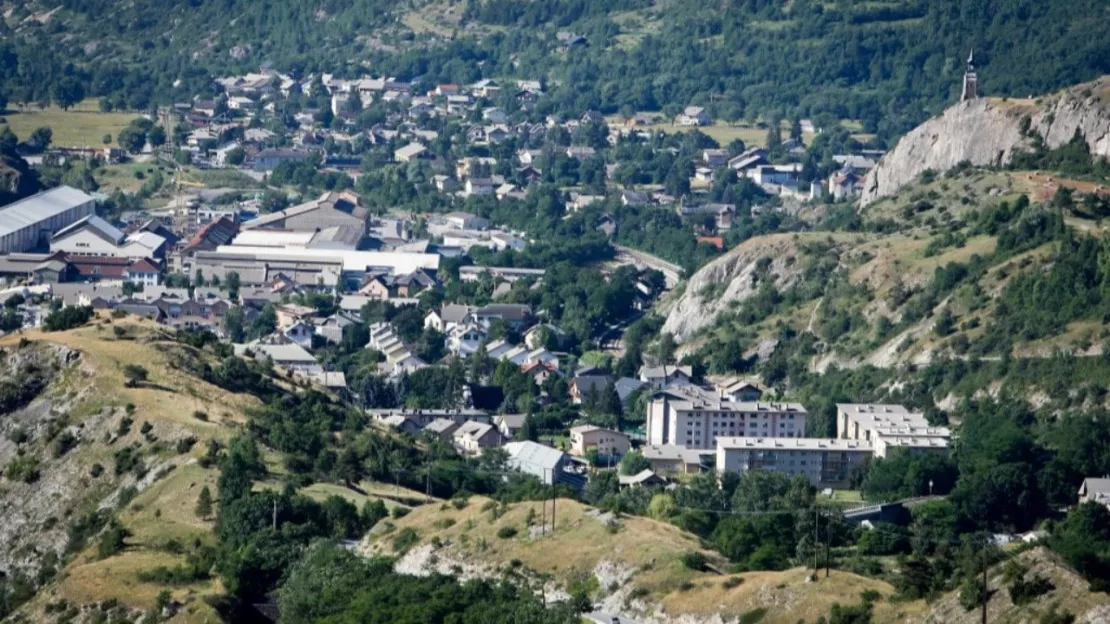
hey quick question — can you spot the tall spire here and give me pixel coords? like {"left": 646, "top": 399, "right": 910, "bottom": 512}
{"left": 961, "top": 48, "right": 978, "bottom": 102}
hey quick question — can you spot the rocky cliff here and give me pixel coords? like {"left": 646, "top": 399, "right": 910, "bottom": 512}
{"left": 861, "top": 77, "right": 1110, "bottom": 205}
{"left": 661, "top": 234, "right": 806, "bottom": 341}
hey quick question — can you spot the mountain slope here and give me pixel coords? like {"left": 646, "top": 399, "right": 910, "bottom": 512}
{"left": 0, "top": 318, "right": 259, "bottom": 623}
{"left": 861, "top": 77, "right": 1110, "bottom": 205}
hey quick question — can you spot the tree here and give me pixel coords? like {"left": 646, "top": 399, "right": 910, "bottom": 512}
{"left": 29, "top": 127, "right": 52, "bottom": 152}
{"left": 117, "top": 125, "right": 146, "bottom": 153}
{"left": 52, "top": 77, "right": 86, "bottom": 110}
{"left": 148, "top": 125, "right": 167, "bottom": 147}
{"left": 227, "top": 147, "right": 246, "bottom": 165}
{"left": 122, "top": 364, "right": 149, "bottom": 387}
{"left": 226, "top": 271, "right": 241, "bottom": 301}
{"left": 619, "top": 450, "right": 651, "bottom": 475}
{"left": 223, "top": 306, "right": 246, "bottom": 343}
{"left": 195, "top": 485, "right": 213, "bottom": 518}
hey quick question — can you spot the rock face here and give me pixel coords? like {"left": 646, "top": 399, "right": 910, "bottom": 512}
{"left": 861, "top": 78, "right": 1110, "bottom": 205}
{"left": 661, "top": 234, "right": 803, "bottom": 341}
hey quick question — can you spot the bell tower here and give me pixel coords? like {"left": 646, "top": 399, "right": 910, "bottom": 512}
{"left": 961, "top": 49, "right": 978, "bottom": 102}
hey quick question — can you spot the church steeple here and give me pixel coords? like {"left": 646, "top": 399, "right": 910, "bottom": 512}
{"left": 961, "top": 49, "right": 978, "bottom": 102}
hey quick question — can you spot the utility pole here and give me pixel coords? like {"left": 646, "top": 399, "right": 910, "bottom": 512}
{"left": 551, "top": 488, "right": 556, "bottom": 535}
{"left": 272, "top": 498, "right": 278, "bottom": 531}
{"left": 813, "top": 508, "right": 820, "bottom": 574}
{"left": 981, "top": 538, "right": 989, "bottom": 624}
{"left": 541, "top": 469, "right": 548, "bottom": 536}
{"left": 425, "top": 465, "right": 431, "bottom": 503}
{"left": 825, "top": 510, "right": 832, "bottom": 578}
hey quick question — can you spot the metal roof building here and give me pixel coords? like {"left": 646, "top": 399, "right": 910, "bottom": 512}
{"left": 0, "top": 186, "right": 96, "bottom": 253}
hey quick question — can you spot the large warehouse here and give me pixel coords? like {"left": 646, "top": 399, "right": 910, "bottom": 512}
{"left": 0, "top": 186, "right": 97, "bottom": 254}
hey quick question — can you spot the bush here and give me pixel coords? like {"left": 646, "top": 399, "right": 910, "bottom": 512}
{"left": 1009, "top": 573, "right": 1053, "bottom": 605}
{"left": 738, "top": 608, "right": 767, "bottom": 624}
{"left": 681, "top": 551, "right": 709, "bottom": 571}
{"left": 391, "top": 506, "right": 410, "bottom": 519}
{"left": 392, "top": 527, "right": 420, "bottom": 553}
{"left": 43, "top": 306, "right": 93, "bottom": 332}
{"left": 722, "top": 576, "right": 744, "bottom": 589}
{"left": 5, "top": 455, "right": 40, "bottom": 483}
{"left": 192, "top": 410, "right": 209, "bottom": 421}
{"left": 89, "top": 463, "right": 104, "bottom": 478}
{"left": 175, "top": 437, "right": 197, "bottom": 454}
{"left": 52, "top": 431, "right": 78, "bottom": 457}
{"left": 97, "top": 524, "right": 130, "bottom": 558}
{"left": 496, "top": 526, "right": 518, "bottom": 539}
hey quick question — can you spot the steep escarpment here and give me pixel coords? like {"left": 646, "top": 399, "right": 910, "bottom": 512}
{"left": 661, "top": 234, "right": 808, "bottom": 341}
{"left": 861, "top": 77, "right": 1110, "bottom": 205}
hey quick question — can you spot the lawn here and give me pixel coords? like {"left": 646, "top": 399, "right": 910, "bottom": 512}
{"left": 1, "top": 99, "right": 139, "bottom": 148}
{"left": 606, "top": 114, "right": 816, "bottom": 148}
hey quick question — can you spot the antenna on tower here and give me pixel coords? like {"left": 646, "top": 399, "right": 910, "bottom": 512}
{"left": 961, "top": 48, "right": 979, "bottom": 102}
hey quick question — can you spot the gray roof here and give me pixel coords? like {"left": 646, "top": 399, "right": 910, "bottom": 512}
{"left": 497, "top": 413, "right": 527, "bottom": 430}
{"left": 52, "top": 214, "right": 125, "bottom": 244}
{"left": 233, "top": 343, "right": 316, "bottom": 363}
{"left": 425, "top": 418, "right": 459, "bottom": 434}
{"left": 504, "top": 441, "right": 566, "bottom": 471}
{"left": 614, "top": 377, "right": 647, "bottom": 401}
{"left": 0, "top": 186, "right": 94, "bottom": 237}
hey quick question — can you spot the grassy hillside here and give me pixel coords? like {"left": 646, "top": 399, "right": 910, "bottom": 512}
{"left": 361, "top": 495, "right": 923, "bottom": 623}
{"left": 675, "top": 165, "right": 1110, "bottom": 379}
{"left": 0, "top": 317, "right": 257, "bottom": 623}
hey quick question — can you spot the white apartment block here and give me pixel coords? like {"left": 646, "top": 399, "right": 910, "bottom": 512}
{"left": 647, "top": 386, "right": 807, "bottom": 450}
{"left": 716, "top": 437, "right": 873, "bottom": 486}
{"left": 836, "top": 403, "right": 950, "bottom": 457}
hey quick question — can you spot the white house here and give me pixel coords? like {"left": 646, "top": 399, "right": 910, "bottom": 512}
{"left": 51, "top": 215, "right": 167, "bottom": 260}
{"left": 676, "top": 106, "right": 711, "bottom": 127}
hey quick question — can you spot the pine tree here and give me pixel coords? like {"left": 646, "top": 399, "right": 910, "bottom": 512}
{"left": 195, "top": 485, "right": 213, "bottom": 518}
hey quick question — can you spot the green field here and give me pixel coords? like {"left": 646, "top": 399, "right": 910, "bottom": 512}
{"left": 1, "top": 100, "right": 138, "bottom": 148}
{"left": 607, "top": 114, "right": 818, "bottom": 148}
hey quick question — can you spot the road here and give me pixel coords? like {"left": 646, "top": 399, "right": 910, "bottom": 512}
{"left": 587, "top": 613, "right": 641, "bottom": 624}
{"left": 613, "top": 245, "right": 682, "bottom": 289}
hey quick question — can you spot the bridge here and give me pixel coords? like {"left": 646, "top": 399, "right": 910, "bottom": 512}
{"left": 612, "top": 244, "right": 683, "bottom": 289}
{"left": 841, "top": 495, "right": 945, "bottom": 524}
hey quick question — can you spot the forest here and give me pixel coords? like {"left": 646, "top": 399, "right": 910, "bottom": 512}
{"left": 3, "top": 0, "right": 1110, "bottom": 140}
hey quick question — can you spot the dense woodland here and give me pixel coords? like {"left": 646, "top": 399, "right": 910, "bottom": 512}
{"left": 3, "top": 0, "right": 1110, "bottom": 139}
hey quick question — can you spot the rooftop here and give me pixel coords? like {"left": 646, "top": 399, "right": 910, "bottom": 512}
{"left": 0, "top": 186, "right": 94, "bottom": 237}
{"left": 716, "top": 437, "right": 873, "bottom": 451}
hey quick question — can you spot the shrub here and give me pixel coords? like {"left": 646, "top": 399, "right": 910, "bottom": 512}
{"left": 681, "top": 551, "right": 709, "bottom": 571}
{"left": 89, "top": 463, "right": 104, "bottom": 478}
{"left": 52, "top": 431, "right": 78, "bottom": 457}
{"left": 97, "top": 524, "right": 130, "bottom": 558}
{"left": 1010, "top": 573, "right": 1053, "bottom": 605}
{"left": 451, "top": 495, "right": 470, "bottom": 510}
{"left": 5, "top": 455, "right": 40, "bottom": 483}
{"left": 192, "top": 410, "right": 209, "bottom": 421}
{"left": 175, "top": 437, "right": 197, "bottom": 454}
{"left": 391, "top": 506, "right": 410, "bottom": 519}
{"left": 738, "top": 608, "right": 767, "bottom": 624}
{"left": 722, "top": 576, "right": 744, "bottom": 589}
{"left": 433, "top": 518, "right": 456, "bottom": 530}
{"left": 43, "top": 306, "right": 93, "bottom": 332}
{"left": 496, "top": 526, "right": 518, "bottom": 539}
{"left": 392, "top": 527, "right": 420, "bottom": 553}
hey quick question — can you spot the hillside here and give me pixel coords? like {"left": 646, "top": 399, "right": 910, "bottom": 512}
{"left": 360, "top": 495, "right": 923, "bottom": 624}
{"left": 4, "top": 0, "right": 1110, "bottom": 140}
{"left": 862, "top": 77, "right": 1110, "bottom": 204}
{"left": 360, "top": 495, "right": 1110, "bottom": 624}
{"left": 664, "top": 161, "right": 1110, "bottom": 377}
{"left": 0, "top": 317, "right": 260, "bottom": 623}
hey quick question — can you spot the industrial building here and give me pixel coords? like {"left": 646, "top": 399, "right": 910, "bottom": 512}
{"left": 0, "top": 186, "right": 96, "bottom": 254}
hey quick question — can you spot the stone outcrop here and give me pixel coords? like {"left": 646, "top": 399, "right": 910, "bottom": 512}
{"left": 661, "top": 234, "right": 804, "bottom": 341}
{"left": 862, "top": 77, "right": 1110, "bottom": 205}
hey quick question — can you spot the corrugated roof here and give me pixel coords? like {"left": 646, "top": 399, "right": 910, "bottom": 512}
{"left": 0, "top": 186, "right": 94, "bottom": 237}
{"left": 504, "top": 441, "right": 566, "bottom": 471}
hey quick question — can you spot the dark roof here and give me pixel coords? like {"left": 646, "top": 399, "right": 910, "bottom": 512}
{"left": 573, "top": 375, "right": 613, "bottom": 394}
{"left": 467, "top": 384, "right": 504, "bottom": 411}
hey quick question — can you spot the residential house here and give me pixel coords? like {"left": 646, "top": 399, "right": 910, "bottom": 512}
{"left": 620, "top": 190, "right": 651, "bottom": 207}
{"left": 503, "top": 441, "right": 578, "bottom": 487}
{"left": 446, "top": 322, "right": 487, "bottom": 358}
{"left": 123, "top": 258, "right": 162, "bottom": 287}
{"left": 394, "top": 142, "right": 428, "bottom": 163}
{"left": 445, "top": 212, "right": 490, "bottom": 230}
{"left": 569, "top": 425, "right": 630, "bottom": 457}
{"left": 283, "top": 320, "right": 315, "bottom": 349}
{"left": 703, "top": 149, "right": 729, "bottom": 168}
{"left": 619, "top": 469, "right": 666, "bottom": 489}
{"left": 570, "top": 375, "right": 613, "bottom": 404}
{"left": 641, "top": 444, "right": 707, "bottom": 475}
{"left": 495, "top": 414, "right": 527, "bottom": 440}
{"left": 676, "top": 106, "right": 711, "bottom": 127}
{"left": 464, "top": 179, "right": 494, "bottom": 197}
{"left": 1078, "top": 478, "right": 1110, "bottom": 508}
{"left": 424, "top": 418, "right": 460, "bottom": 442}
{"left": 453, "top": 421, "right": 503, "bottom": 455}
{"left": 638, "top": 365, "right": 693, "bottom": 389}
{"left": 382, "top": 414, "right": 422, "bottom": 435}
{"left": 719, "top": 380, "right": 764, "bottom": 402}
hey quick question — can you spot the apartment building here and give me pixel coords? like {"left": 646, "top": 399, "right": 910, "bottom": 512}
{"left": 647, "top": 385, "right": 807, "bottom": 450}
{"left": 837, "top": 403, "right": 950, "bottom": 457}
{"left": 716, "top": 437, "right": 873, "bottom": 486}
